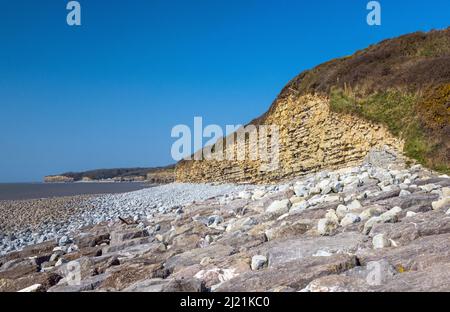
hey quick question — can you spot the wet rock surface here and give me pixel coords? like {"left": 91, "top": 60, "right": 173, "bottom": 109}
{"left": 1, "top": 159, "right": 449, "bottom": 292}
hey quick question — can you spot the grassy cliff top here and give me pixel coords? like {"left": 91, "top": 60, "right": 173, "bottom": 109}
{"left": 253, "top": 27, "right": 450, "bottom": 173}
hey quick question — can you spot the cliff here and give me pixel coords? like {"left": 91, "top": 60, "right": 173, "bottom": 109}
{"left": 44, "top": 165, "right": 175, "bottom": 183}
{"left": 176, "top": 28, "right": 450, "bottom": 183}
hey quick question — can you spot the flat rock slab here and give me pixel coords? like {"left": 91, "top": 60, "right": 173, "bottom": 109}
{"left": 263, "top": 232, "right": 366, "bottom": 268}
{"left": 215, "top": 254, "right": 358, "bottom": 292}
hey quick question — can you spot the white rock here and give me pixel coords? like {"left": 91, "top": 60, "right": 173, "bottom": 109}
{"left": 289, "top": 196, "right": 305, "bottom": 205}
{"left": 340, "top": 213, "right": 361, "bottom": 227}
{"left": 380, "top": 206, "right": 402, "bottom": 223}
{"left": 317, "top": 179, "right": 331, "bottom": 190}
{"left": 325, "top": 209, "right": 339, "bottom": 224}
{"left": 317, "top": 219, "right": 332, "bottom": 236}
{"left": 18, "top": 284, "right": 43, "bottom": 292}
{"left": 419, "top": 184, "right": 440, "bottom": 193}
{"left": 346, "top": 200, "right": 362, "bottom": 210}
{"left": 372, "top": 234, "right": 391, "bottom": 249}
{"left": 313, "top": 250, "right": 333, "bottom": 257}
{"left": 336, "top": 205, "right": 350, "bottom": 219}
{"left": 446, "top": 208, "right": 450, "bottom": 215}
{"left": 399, "top": 190, "right": 411, "bottom": 197}
{"left": 406, "top": 211, "right": 417, "bottom": 218}
{"left": 252, "top": 189, "right": 267, "bottom": 200}
{"left": 442, "top": 187, "right": 450, "bottom": 198}
{"left": 289, "top": 201, "right": 309, "bottom": 214}
{"left": 317, "top": 215, "right": 338, "bottom": 236}
{"left": 294, "top": 184, "right": 309, "bottom": 197}
{"left": 431, "top": 198, "right": 450, "bottom": 211}
{"left": 266, "top": 199, "right": 292, "bottom": 215}
{"left": 238, "top": 191, "right": 252, "bottom": 200}
{"left": 251, "top": 255, "right": 267, "bottom": 271}
{"left": 363, "top": 216, "right": 382, "bottom": 235}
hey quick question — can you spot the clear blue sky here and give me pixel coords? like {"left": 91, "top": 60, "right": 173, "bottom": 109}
{"left": 0, "top": 0, "right": 449, "bottom": 182}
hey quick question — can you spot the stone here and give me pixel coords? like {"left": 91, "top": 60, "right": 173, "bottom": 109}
{"left": 363, "top": 216, "right": 383, "bottom": 235}
{"left": 58, "top": 236, "right": 71, "bottom": 246}
{"left": 419, "top": 184, "right": 440, "bottom": 193}
{"left": 431, "top": 198, "right": 450, "bottom": 211}
{"left": 207, "top": 215, "right": 224, "bottom": 226}
{"left": 442, "top": 187, "right": 450, "bottom": 198}
{"left": 18, "top": 283, "right": 44, "bottom": 292}
{"left": 325, "top": 209, "right": 339, "bottom": 224}
{"left": 336, "top": 205, "right": 350, "bottom": 219}
{"left": 346, "top": 200, "right": 362, "bottom": 210}
{"left": 340, "top": 213, "right": 361, "bottom": 227}
{"left": 447, "top": 208, "right": 450, "bottom": 215}
{"left": 266, "top": 199, "right": 291, "bottom": 215}
{"left": 294, "top": 184, "right": 309, "bottom": 197}
{"left": 331, "top": 182, "right": 344, "bottom": 193}
{"left": 317, "top": 218, "right": 338, "bottom": 236}
{"left": 380, "top": 206, "right": 402, "bottom": 223}
{"left": 226, "top": 217, "right": 257, "bottom": 233}
{"left": 372, "top": 234, "right": 391, "bottom": 249}
{"left": 252, "top": 190, "right": 267, "bottom": 200}
{"left": 313, "top": 250, "right": 333, "bottom": 257}
{"left": 406, "top": 211, "right": 417, "bottom": 218}
{"left": 399, "top": 190, "right": 411, "bottom": 197}
{"left": 161, "top": 278, "right": 206, "bottom": 292}
{"left": 215, "top": 254, "right": 358, "bottom": 292}
{"left": 251, "top": 255, "right": 268, "bottom": 271}
{"left": 238, "top": 191, "right": 252, "bottom": 200}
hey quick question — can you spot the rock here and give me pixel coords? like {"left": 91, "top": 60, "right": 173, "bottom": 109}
{"left": 215, "top": 254, "right": 358, "bottom": 292}
{"left": 399, "top": 190, "right": 411, "bottom": 197}
{"left": 266, "top": 199, "right": 291, "bottom": 215}
{"left": 372, "top": 234, "right": 391, "bottom": 249}
{"left": 58, "top": 236, "right": 71, "bottom": 246}
{"left": 363, "top": 206, "right": 402, "bottom": 234}
{"left": 331, "top": 182, "right": 344, "bottom": 193}
{"left": 443, "top": 187, "right": 450, "bottom": 198}
{"left": 336, "top": 205, "right": 350, "bottom": 219}
{"left": 359, "top": 205, "right": 385, "bottom": 221}
{"left": 446, "top": 208, "right": 450, "bottom": 215}
{"left": 419, "top": 184, "right": 440, "bottom": 193}
{"left": 363, "top": 216, "right": 383, "bottom": 235}
{"left": 238, "top": 191, "right": 252, "bottom": 200}
{"left": 252, "top": 190, "right": 267, "bottom": 200}
{"left": 294, "top": 184, "right": 309, "bottom": 197}
{"left": 55, "top": 258, "right": 68, "bottom": 267}
{"left": 122, "top": 278, "right": 169, "bottom": 292}
{"left": 317, "top": 218, "right": 338, "bottom": 236}
{"left": 17, "top": 283, "right": 44, "bottom": 292}
{"left": 265, "top": 220, "right": 311, "bottom": 241}
{"left": 431, "top": 198, "right": 450, "bottom": 211}
{"left": 207, "top": 215, "right": 224, "bottom": 227}
{"left": 346, "top": 200, "right": 362, "bottom": 210}
{"left": 161, "top": 278, "right": 206, "bottom": 292}
{"left": 226, "top": 217, "right": 257, "bottom": 232}
{"left": 325, "top": 209, "right": 339, "bottom": 224}
{"left": 380, "top": 206, "right": 402, "bottom": 223}
{"left": 251, "top": 255, "right": 268, "bottom": 271}
{"left": 340, "top": 213, "right": 361, "bottom": 227}
{"left": 406, "top": 211, "right": 417, "bottom": 217}
{"left": 313, "top": 250, "right": 333, "bottom": 257}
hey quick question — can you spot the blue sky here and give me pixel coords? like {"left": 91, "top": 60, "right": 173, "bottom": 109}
{"left": 0, "top": 0, "right": 449, "bottom": 182}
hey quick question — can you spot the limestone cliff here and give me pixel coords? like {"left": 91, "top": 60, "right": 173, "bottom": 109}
{"left": 176, "top": 28, "right": 450, "bottom": 183}
{"left": 177, "top": 94, "right": 403, "bottom": 183}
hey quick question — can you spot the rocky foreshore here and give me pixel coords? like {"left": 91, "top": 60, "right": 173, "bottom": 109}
{"left": 1, "top": 154, "right": 449, "bottom": 292}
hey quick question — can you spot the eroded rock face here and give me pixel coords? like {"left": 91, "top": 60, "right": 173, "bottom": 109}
{"left": 1, "top": 162, "right": 449, "bottom": 292}
{"left": 176, "top": 94, "right": 404, "bottom": 184}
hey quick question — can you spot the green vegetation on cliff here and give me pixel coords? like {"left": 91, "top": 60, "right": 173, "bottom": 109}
{"left": 254, "top": 27, "right": 450, "bottom": 173}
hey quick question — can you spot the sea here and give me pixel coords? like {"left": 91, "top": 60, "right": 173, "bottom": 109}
{"left": 0, "top": 182, "right": 152, "bottom": 201}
